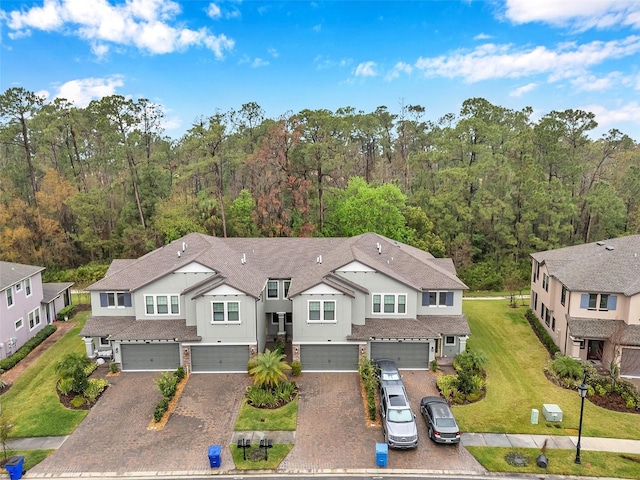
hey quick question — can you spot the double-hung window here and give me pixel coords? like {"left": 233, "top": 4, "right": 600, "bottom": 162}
{"left": 422, "top": 291, "right": 454, "bottom": 307}
{"left": 373, "top": 294, "right": 407, "bottom": 314}
{"left": 145, "top": 295, "right": 180, "bottom": 315}
{"left": 211, "top": 301, "right": 240, "bottom": 323}
{"left": 28, "top": 308, "right": 41, "bottom": 330}
{"left": 5, "top": 288, "right": 13, "bottom": 308}
{"left": 101, "top": 291, "right": 131, "bottom": 309}
{"left": 542, "top": 273, "right": 549, "bottom": 291}
{"left": 15, "top": 318, "right": 23, "bottom": 330}
{"left": 579, "top": 293, "right": 617, "bottom": 311}
{"left": 283, "top": 280, "right": 291, "bottom": 298}
{"left": 561, "top": 286, "right": 567, "bottom": 306}
{"left": 308, "top": 300, "right": 336, "bottom": 322}
{"left": 25, "top": 278, "right": 31, "bottom": 296}
{"left": 267, "top": 281, "right": 279, "bottom": 299}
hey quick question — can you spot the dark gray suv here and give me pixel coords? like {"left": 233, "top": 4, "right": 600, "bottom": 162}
{"left": 375, "top": 358, "right": 403, "bottom": 389}
{"left": 380, "top": 384, "right": 418, "bottom": 449}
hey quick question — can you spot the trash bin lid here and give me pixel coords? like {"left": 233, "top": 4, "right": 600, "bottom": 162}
{"left": 208, "top": 444, "right": 221, "bottom": 455}
{"left": 375, "top": 442, "right": 388, "bottom": 453}
{"left": 5, "top": 455, "right": 25, "bottom": 465}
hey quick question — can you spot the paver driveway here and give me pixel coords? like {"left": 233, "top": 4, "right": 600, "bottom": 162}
{"left": 31, "top": 369, "right": 484, "bottom": 475}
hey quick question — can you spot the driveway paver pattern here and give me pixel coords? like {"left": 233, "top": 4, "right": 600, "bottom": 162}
{"left": 30, "top": 369, "right": 484, "bottom": 475}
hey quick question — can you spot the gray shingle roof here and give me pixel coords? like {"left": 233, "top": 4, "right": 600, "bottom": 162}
{"left": 81, "top": 316, "right": 200, "bottom": 342}
{"left": 531, "top": 235, "right": 640, "bottom": 295}
{"left": 567, "top": 317, "right": 640, "bottom": 346}
{"left": 0, "top": 261, "right": 45, "bottom": 290}
{"left": 348, "top": 315, "right": 470, "bottom": 340}
{"left": 42, "top": 282, "right": 74, "bottom": 303}
{"left": 87, "top": 232, "right": 467, "bottom": 298}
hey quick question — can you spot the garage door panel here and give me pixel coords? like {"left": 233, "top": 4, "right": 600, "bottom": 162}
{"left": 621, "top": 348, "right": 640, "bottom": 377}
{"left": 191, "top": 345, "right": 248, "bottom": 372}
{"left": 300, "top": 345, "right": 359, "bottom": 371}
{"left": 121, "top": 344, "right": 180, "bottom": 371}
{"left": 371, "top": 342, "right": 429, "bottom": 369}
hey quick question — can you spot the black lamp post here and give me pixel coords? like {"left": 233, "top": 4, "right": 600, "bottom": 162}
{"left": 575, "top": 369, "right": 588, "bottom": 464}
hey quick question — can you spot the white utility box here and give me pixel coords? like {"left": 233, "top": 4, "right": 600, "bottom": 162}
{"left": 542, "top": 403, "right": 563, "bottom": 422}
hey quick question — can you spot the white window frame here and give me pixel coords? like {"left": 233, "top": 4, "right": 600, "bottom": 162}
{"left": 25, "top": 277, "right": 31, "bottom": 296}
{"left": 6, "top": 288, "right": 14, "bottom": 308}
{"left": 211, "top": 301, "right": 241, "bottom": 324}
{"left": 372, "top": 293, "right": 407, "bottom": 315}
{"left": 444, "top": 335, "right": 456, "bottom": 346}
{"left": 267, "top": 280, "right": 279, "bottom": 299}
{"left": 15, "top": 282, "right": 22, "bottom": 293}
{"left": 426, "top": 291, "right": 453, "bottom": 308}
{"left": 15, "top": 317, "right": 23, "bottom": 330}
{"left": 28, "top": 308, "right": 41, "bottom": 330}
{"left": 307, "top": 299, "right": 336, "bottom": 323}
{"left": 107, "top": 292, "right": 127, "bottom": 309}
{"left": 99, "top": 337, "right": 110, "bottom": 346}
{"left": 145, "top": 294, "right": 180, "bottom": 316}
{"left": 283, "top": 280, "right": 291, "bottom": 298}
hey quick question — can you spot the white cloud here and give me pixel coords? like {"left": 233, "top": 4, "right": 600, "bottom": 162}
{"left": 53, "top": 76, "right": 124, "bottom": 107}
{"left": 385, "top": 61, "right": 413, "bottom": 81}
{"left": 314, "top": 55, "right": 351, "bottom": 70}
{"left": 474, "top": 33, "right": 492, "bottom": 40}
{"left": 4, "top": 0, "right": 234, "bottom": 57}
{"left": 571, "top": 72, "right": 622, "bottom": 92}
{"left": 503, "top": 0, "right": 640, "bottom": 30}
{"left": 207, "top": 3, "right": 221, "bottom": 19}
{"left": 354, "top": 61, "right": 377, "bottom": 77}
{"left": 268, "top": 47, "right": 279, "bottom": 58}
{"left": 414, "top": 36, "right": 640, "bottom": 83}
{"left": 509, "top": 82, "right": 537, "bottom": 97}
{"left": 582, "top": 102, "right": 640, "bottom": 127}
{"left": 252, "top": 57, "right": 269, "bottom": 68}
{"left": 91, "top": 42, "right": 110, "bottom": 58}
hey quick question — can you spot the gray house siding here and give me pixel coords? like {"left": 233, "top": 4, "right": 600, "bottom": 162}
{"left": 291, "top": 291, "right": 352, "bottom": 343}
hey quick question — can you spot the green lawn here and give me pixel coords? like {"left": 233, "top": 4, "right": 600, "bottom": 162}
{"left": 467, "top": 446, "right": 640, "bottom": 478}
{"left": 234, "top": 397, "right": 298, "bottom": 431}
{"left": 455, "top": 300, "right": 640, "bottom": 439}
{"left": 2, "top": 313, "right": 90, "bottom": 437}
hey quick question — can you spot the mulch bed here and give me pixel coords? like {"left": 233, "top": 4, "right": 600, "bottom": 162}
{"left": 56, "top": 386, "right": 108, "bottom": 410}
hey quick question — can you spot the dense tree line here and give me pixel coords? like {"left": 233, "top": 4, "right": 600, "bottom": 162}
{"left": 1, "top": 88, "right": 638, "bottom": 289}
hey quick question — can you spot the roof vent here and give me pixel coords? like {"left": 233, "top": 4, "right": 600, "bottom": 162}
{"left": 241, "top": 253, "right": 246, "bottom": 265}
{"left": 316, "top": 255, "right": 322, "bottom": 264}
{"left": 376, "top": 242, "right": 382, "bottom": 254}
{"left": 182, "top": 241, "right": 187, "bottom": 251}
{"left": 177, "top": 251, "right": 181, "bottom": 258}
{"left": 605, "top": 245, "right": 615, "bottom": 251}
{"left": 596, "top": 241, "right": 605, "bottom": 246}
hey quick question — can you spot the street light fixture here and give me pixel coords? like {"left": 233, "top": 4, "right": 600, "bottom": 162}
{"left": 575, "top": 368, "right": 588, "bottom": 464}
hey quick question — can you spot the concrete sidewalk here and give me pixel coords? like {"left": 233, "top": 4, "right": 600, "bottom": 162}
{"left": 10, "top": 432, "right": 640, "bottom": 454}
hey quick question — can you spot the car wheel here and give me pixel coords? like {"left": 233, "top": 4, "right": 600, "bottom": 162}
{"left": 428, "top": 426, "right": 434, "bottom": 441}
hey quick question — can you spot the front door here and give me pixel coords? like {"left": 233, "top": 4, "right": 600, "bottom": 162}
{"left": 587, "top": 340, "right": 604, "bottom": 361}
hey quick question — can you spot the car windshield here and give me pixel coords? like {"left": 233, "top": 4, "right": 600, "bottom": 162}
{"left": 436, "top": 418, "right": 457, "bottom": 428}
{"left": 381, "top": 372, "right": 400, "bottom": 381}
{"left": 388, "top": 408, "right": 413, "bottom": 423}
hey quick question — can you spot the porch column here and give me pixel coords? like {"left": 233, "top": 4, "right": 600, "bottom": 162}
{"left": 277, "top": 311, "right": 286, "bottom": 341}
{"left": 459, "top": 335, "right": 468, "bottom": 353}
{"left": 83, "top": 337, "right": 95, "bottom": 358}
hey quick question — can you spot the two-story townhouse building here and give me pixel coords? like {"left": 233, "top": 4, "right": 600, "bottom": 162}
{"left": 81, "top": 232, "right": 470, "bottom": 372}
{"left": 0, "top": 261, "right": 74, "bottom": 359}
{"left": 530, "top": 235, "right": 640, "bottom": 379}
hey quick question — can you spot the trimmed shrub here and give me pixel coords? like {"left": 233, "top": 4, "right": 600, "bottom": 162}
{"left": 155, "top": 372, "right": 178, "bottom": 399}
{"left": 56, "top": 305, "right": 75, "bottom": 321}
{"left": 0, "top": 324, "right": 56, "bottom": 371}
{"left": 84, "top": 362, "right": 98, "bottom": 376}
{"left": 109, "top": 361, "right": 119, "bottom": 374}
{"left": 291, "top": 361, "right": 302, "bottom": 377}
{"left": 154, "top": 398, "right": 170, "bottom": 422}
{"left": 71, "top": 396, "right": 86, "bottom": 408}
{"left": 525, "top": 309, "right": 561, "bottom": 356}
{"left": 84, "top": 378, "right": 108, "bottom": 402}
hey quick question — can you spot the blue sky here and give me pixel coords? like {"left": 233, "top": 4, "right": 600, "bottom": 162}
{"left": 2, "top": 0, "right": 640, "bottom": 140}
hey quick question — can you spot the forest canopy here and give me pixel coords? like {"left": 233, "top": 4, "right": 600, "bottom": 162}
{"left": 1, "top": 89, "right": 638, "bottom": 290}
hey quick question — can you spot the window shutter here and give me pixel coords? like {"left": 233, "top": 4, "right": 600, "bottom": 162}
{"left": 446, "top": 292, "right": 454, "bottom": 306}
{"left": 123, "top": 293, "right": 132, "bottom": 307}
{"left": 100, "top": 292, "right": 107, "bottom": 307}
{"left": 608, "top": 295, "right": 617, "bottom": 311}
{"left": 580, "top": 294, "right": 589, "bottom": 309}
{"left": 422, "top": 292, "right": 429, "bottom": 306}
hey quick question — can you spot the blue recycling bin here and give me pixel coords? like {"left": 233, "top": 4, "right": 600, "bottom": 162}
{"left": 208, "top": 444, "right": 221, "bottom": 468}
{"left": 5, "top": 455, "right": 25, "bottom": 480}
{"left": 375, "top": 442, "right": 388, "bottom": 467}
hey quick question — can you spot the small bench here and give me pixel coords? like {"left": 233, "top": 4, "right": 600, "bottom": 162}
{"left": 96, "top": 349, "right": 113, "bottom": 359}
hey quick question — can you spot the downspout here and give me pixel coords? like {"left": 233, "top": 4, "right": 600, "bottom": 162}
{"left": 564, "top": 288, "right": 571, "bottom": 355}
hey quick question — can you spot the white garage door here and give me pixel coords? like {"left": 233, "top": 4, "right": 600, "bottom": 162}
{"left": 191, "top": 345, "right": 248, "bottom": 372}
{"left": 370, "top": 341, "right": 430, "bottom": 369}
{"left": 620, "top": 348, "right": 640, "bottom": 377}
{"left": 300, "top": 344, "right": 359, "bottom": 371}
{"left": 121, "top": 343, "right": 181, "bottom": 371}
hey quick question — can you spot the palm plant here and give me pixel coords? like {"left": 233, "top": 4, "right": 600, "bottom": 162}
{"left": 247, "top": 348, "right": 291, "bottom": 389}
{"left": 54, "top": 352, "right": 92, "bottom": 393}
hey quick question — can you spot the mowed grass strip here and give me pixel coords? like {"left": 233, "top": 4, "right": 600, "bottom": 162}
{"left": 455, "top": 300, "right": 640, "bottom": 439}
{"left": 467, "top": 446, "right": 640, "bottom": 478}
{"left": 234, "top": 397, "right": 298, "bottom": 431}
{"left": 2, "top": 312, "right": 90, "bottom": 437}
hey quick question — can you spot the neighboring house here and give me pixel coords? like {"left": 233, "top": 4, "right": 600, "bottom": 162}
{"left": 0, "top": 261, "right": 74, "bottom": 359}
{"left": 82, "top": 232, "right": 470, "bottom": 373}
{"left": 530, "top": 235, "right": 640, "bottom": 379}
